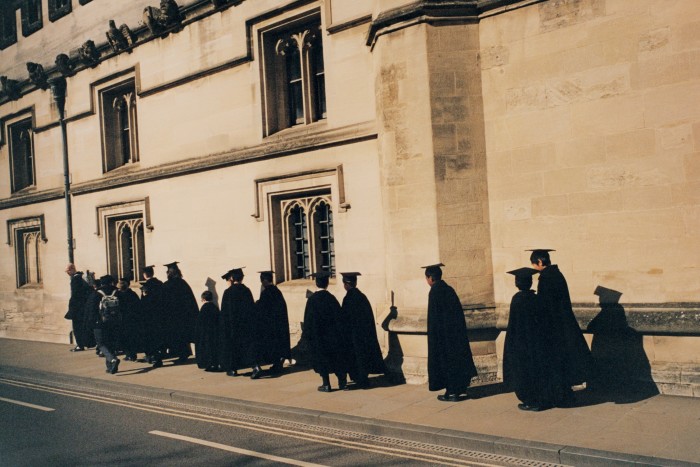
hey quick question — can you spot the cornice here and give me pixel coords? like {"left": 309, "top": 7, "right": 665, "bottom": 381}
{"left": 68, "top": 120, "right": 377, "bottom": 196}
{"left": 0, "top": 188, "right": 64, "bottom": 211}
{"left": 365, "top": 0, "right": 546, "bottom": 47}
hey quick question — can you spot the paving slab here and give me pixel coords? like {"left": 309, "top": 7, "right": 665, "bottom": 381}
{"left": 1, "top": 338, "right": 699, "bottom": 466}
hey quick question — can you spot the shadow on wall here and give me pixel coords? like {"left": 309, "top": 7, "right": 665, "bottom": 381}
{"left": 587, "top": 285, "right": 659, "bottom": 404}
{"left": 204, "top": 277, "right": 219, "bottom": 308}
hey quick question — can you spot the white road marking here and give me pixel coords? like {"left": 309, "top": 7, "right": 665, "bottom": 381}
{"left": 0, "top": 395, "right": 55, "bottom": 412}
{"left": 150, "top": 430, "right": 328, "bottom": 467}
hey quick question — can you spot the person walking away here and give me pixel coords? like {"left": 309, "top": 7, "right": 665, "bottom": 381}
{"left": 195, "top": 290, "right": 221, "bottom": 371}
{"left": 424, "top": 263, "right": 477, "bottom": 402}
{"left": 303, "top": 271, "right": 349, "bottom": 392}
{"left": 85, "top": 275, "right": 121, "bottom": 374}
{"left": 340, "top": 272, "right": 385, "bottom": 389}
{"left": 255, "top": 271, "right": 291, "bottom": 374}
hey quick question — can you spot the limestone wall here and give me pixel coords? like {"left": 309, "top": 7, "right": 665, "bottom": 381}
{"left": 481, "top": 0, "right": 700, "bottom": 306}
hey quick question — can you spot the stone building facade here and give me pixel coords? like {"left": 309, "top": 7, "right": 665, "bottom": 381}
{"left": 1, "top": 0, "right": 699, "bottom": 394}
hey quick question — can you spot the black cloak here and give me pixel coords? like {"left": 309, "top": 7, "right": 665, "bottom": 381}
{"left": 342, "top": 287, "right": 385, "bottom": 382}
{"left": 161, "top": 276, "right": 198, "bottom": 357}
{"left": 256, "top": 284, "right": 291, "bottom": 363}
{"left": 140, "top": 277, "right": 166, "bottom": 357}
{"left": 220, "top": 283, "right": 260, "bottom": 371}
{"left": 537, "top": 265, "right": 593, "bottom": 386}
{"left": 195, "top": 301, "right": 221, "bottom": 370}
{"left": 67, "top": 273, "right": 95, "bottom": 348}
{"left": 503, "top": 290, "right": 565, "bottom": 407}
{"left": 116, "top": 287, "right": 142, "bottom": 356}
{"left": 303, "top": 290, "right": 349, "bottom": 375}
{"left": 427, "top": 280, "right": 477, "bottom": 393}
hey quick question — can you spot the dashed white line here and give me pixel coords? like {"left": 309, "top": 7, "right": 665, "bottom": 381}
{"left": 0, "top": 395, "right": 55, "bottom": 412}
{"left": 150, "top": 430, "right": 328, "bottom": 467}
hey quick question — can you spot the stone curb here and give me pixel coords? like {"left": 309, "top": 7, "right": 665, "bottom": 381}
{"left": 0, "top": 365, "right": 692, "bottom": 467}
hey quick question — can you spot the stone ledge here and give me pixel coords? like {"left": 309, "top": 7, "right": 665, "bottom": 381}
{"left": 387, "top": 303, "right": 700, "bottom": 335}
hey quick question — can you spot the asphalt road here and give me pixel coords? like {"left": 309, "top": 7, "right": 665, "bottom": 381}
{"left": 0, "top": 378, "right": 528, "bottom": 467}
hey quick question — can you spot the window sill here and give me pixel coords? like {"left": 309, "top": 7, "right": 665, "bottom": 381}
{"left": 103, "top": 162, "right": 140, "bottom": 176}
{"left": 18, "top": 283, "right": 43, "bottom": 290}
{"left": 10, "top": 186, "right": 38, "bottom": 197}
{"left": 265, "top": 119, "right": 328, "bottom": 142}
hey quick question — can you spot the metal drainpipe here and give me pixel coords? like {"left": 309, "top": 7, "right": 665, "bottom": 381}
{"left": 49, "top": 77, "right": 74, "bottom": 264}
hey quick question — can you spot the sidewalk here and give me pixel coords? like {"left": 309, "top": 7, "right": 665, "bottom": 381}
{"left": 1, "top": 338, "right": 698, "bottom": 466}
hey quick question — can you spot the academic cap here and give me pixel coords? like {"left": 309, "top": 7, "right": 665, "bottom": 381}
{"left": 144, "top": 265, "right": 155, "bottom": 269}
{"left": 311, "top": 271, "right": 331, "bottom": 279}
{"left": 525, "top": 249, "right": 556, "bottom": 253}
{"left": 594, "top": 285, "right": 623, "bottom": 304}
{"left": 163, "top": 261, "right": 180, "bottom": 268}
{"left": 258, "top": 270, "right": 274, "bottom": 281}
{"left": 506, "top": 267, "right": 539, "bottom": 277}
{"left": 421, "top": 263, "right": 445, "bottom": 269}
{"left": 421, "top": 263, "right": 444, "bottom": 276}
{"left": 340, "top": 272, "right": 361, "bottom": 283}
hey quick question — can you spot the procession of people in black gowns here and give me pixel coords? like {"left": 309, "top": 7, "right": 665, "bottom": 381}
{"left": 66, "top": 249, "right": 599, "bottom": 408}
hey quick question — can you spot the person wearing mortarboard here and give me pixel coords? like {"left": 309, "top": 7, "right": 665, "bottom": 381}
{"left": 139, "top": 265, "right": 166, "bottom": 367}
{"left": 303, "top": 270, "right": 349, "bottom": 392}
{"left": 219, "top": 267, "right": 263, "bottom": 378}
{"left": 529, "top": 249, "right": 593, "bottom": 405}
{"left": 502, "top": 267, "right": 565, "bottom": 411}
{"left": 161, "top": 261, "right": 199, "bottom": 364}
{"left": 340, "top": 272, "right": 386, "bottom": 389}
{"left": 195, "top": 290, "right": 221, "bottom": 372}
{"left": 424, "top": 263, "right": 477, "bottom": 402}
{"left": 255, "top": 271, "right": 291, "bottom": 374}
{"left": 116, "top": 276, "right": 142, "bottom": 362}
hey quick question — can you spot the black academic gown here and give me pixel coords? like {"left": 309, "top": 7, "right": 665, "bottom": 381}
{"left": 256, "top": 285, "right": 291, "bottom": 363}
{"left": 503, "top": 289, "right": 565, "bottom": 408}
{"left": 67, "top": 273, "right": 95, "bottom": 348}
{"left": 342, "top": 287, "right": 385, "bottom": 383}
{"left": 141, "top": 278, "right": 166, "bottom": 358}
{"left": 116, "top": 287, "right": 142, "bottom": 357}
{"left": 427, "top": 280, "right": 478, "bottom": 394}
{"left": 537, "top": 265, "right": 593, "bottom": 386}
{"left": 220, "top": 283, "right": 260, "bottom": 371}
{"left": 195, "top": 302, "right": 220, "bottom": 370}
{"left": 303, "top": 289, "right": 349, "bottom": 375}
{"left": 162, "top": 276, "right": 198, "bottom": 358}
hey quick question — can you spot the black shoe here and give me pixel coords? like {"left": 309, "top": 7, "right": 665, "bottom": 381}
{"left": 250, "top": 367, "right": 262, "bottom": 379}
{"left": 109, "top": 358, "right": 120, "bottom": 374}
{"left": 317, "top": 385, "right": 332, "bottom": 393}
{"left": 226, "top": 370, "right": 239, "bottom": 377}
{"left": 518, "top": 403, "right": 538, "bottom": 411}
{"left": 152, "top": 360, "right": 163, "bottom": 368}
{"left": 96, "top": 350, "right": 104, "bottom": 357}
{"left": 70, "top": 346, "right": 84, "bottom": 352}
{"left": 175, "top": 356, "right": 189, "bottom": 364}
{"left": 437, "top": 393, "right": 461, "bottom": 402}
{"left": 269, "top": 362, "right": 283, "bottom": 374}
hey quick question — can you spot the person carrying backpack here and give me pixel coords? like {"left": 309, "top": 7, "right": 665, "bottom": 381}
{"left": 84, "top": 274, "right": 121, "bottom": 374}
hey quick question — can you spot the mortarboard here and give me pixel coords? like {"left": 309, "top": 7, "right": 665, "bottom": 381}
{"left": 144, "top": 265, "right": 155, "bottom": 269}
{"left": 163, "top": 261, "right": 180, "bottom": 268}
{"left": 506, "top": 267, "right": 539, "bottom": 277}
{"left": 421, "top": 263, "right": 444, "bottom": 276}
{"left": 258, "top": 270, "right": 274, "bottom": 280}
{"left": 525, "top": 249, "right": 556, "bottom": 253}
{"left": 311, "top": 271, "right": 331, "bottom": 279}
{"left": 340, "top": 272, "right": 361, "bottom": 283}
